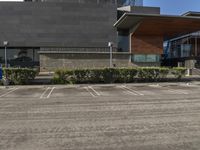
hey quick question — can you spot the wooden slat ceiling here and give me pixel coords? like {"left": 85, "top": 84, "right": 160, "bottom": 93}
{"left": 135, "top": 17, "right": 200, "bottom": 38}
{"left": 115, "top": 14, "right": 200, "bottom": 39}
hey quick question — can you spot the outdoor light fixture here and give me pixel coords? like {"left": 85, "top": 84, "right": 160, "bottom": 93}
{"left": 3, "top": 41, "right": 8, "bottom": 68}
{"left": 108, "top": 42, "right": 114, "bottom": 68}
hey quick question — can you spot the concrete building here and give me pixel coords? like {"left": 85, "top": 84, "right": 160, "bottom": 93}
{"left": 0, "top": 0, "right": 143, "bottom": 71}
{"left": 0, "top": 0, "right": 200, "bottom": 71}
{"left": 0, "top": 1, "right": 118, "bottom": 71}
{"left": 114, "top": 12, "right": 200, "bottom": 68}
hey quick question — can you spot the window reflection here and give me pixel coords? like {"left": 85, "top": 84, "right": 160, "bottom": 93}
{"left": 0, "top": 48, "right": 39, "bottom": 68}
{"left": 132, "top": 54, "right": 160, "bottom": 63}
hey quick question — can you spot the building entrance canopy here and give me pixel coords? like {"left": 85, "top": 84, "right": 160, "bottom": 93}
{"left": 114, "top": 13, "right": 200, "bottom": 40}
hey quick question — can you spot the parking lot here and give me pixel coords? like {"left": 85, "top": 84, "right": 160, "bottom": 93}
{"left": 0, "top": 82, "right": 200, "bottom": 150}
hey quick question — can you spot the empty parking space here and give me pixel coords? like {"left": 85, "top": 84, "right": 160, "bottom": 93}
{"left": 51, "top": 86, "right": 92, "bottom": 98}
{"left": 40, "top": 87, "right": 55, "bottom": 99}
{"left": 0, "top": 83, "right": 199, "bottom": 99}
{"left": 0, "top": 87, "right": 14, "bottom": 95}
{"left": 124, "top": 85, "right": 161, "bottom": 96}
{"left": 0, "top": 87, "right": 20, "bottom": 98}
{"left": 163, "top": 84, "right": 200, "bottom": 94}
{"left": 89, "top": 85, "right": 130, "bottom": 97}
{"left": 1, "top": 87, "right": 49, "bottom": 98}
{"left": 120, "top": 84, "right": 189, "bottom": 96}
{"left": 50, "top": 85, "right": 146, "bottom": 98}
{"left": 147, "top": 84, "right": 189, "bottom": 95}
{"left": 118, "top": 85, "right": 145, "bottom": 96}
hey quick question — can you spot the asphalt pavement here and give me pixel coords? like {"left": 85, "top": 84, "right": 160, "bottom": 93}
{"left": 0, "top": 82, "right": 200, "bottom": 150}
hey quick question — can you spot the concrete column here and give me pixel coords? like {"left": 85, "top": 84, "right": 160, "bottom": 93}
{"left": 128, "top": 33, "right": 133, "bottom": 63}
{"left": 195, "top": 36, "right": 197, "bottom": 56}
{"left": 129, "top": 33, "right": 132, "bottom": 53}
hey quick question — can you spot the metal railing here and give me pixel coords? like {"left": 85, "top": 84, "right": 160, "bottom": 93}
{"left": 40, "top": 47, "right": 119, "bottom": 53}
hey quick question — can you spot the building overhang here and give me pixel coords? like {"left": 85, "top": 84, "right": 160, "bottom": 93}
{"left": 114, "top": 13, "right": 200, "bottom": 40}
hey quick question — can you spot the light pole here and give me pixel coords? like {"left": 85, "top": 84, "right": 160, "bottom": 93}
{"left": 108, "top": 42, "right": 113, "bottom": 68}
{"left": 3, "top": 41, "right": 8, "bottom": 68}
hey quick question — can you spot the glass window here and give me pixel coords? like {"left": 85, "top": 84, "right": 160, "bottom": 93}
{"left": 146, "top": 55, "right": 160, "bottom": 62}
{"left": 0, "top": 48, "right": 39, "bottom": 67}
{"left": 117, "top": 35, "right": 129, "bottom": 52}
{"left": 132, "top": 54, "right": 160, "bottom": 63}
{"left": 133, "top": 55, "right": 146, "bottom": 62}
{"left": 181, "top": 44, "right": 191, "bottom": 57}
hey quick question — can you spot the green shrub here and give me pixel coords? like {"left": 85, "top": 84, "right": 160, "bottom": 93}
{"left": 3, "top": 68, "right": 38, "bottom": 85}
{"left": 89, "top": 69, "right": 104, "bottom": 83}
{"left": 114, "top": 68, "right": 138, "bottom": 83}
{"left": 52, "top": 67, "right": 187, "bottom": 84}
{"left": 53, "top": 67, "right": 169, "bottom": 84}
{"left": 102, "top": 68, "right": 115, "bottom": 83}
{"left": 53, "top": 69, "right": 74, "bottom": 84}
{"left": 159, "top": 68, "right": 170, "bottom": 78}
{"left": 171, "top": 67, "right": 186, "bottom": 79}
{"left": 137, "top": 67, "right": 169, "bottom": 81}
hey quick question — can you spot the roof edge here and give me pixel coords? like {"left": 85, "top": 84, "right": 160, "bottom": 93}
{"left": 114, "top": 12, "right": 200, "bottom": 28}
{"left": 182, "top": 11, "right": 200, "bottom": 16}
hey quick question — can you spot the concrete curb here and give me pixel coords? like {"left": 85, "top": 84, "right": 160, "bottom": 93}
{"left": 1, "top": 81, "right": 200, "bottom": 88}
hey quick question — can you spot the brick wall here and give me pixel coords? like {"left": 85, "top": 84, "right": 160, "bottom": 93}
{"left": 131, "top": 35, "right": 163, "bottom": 54}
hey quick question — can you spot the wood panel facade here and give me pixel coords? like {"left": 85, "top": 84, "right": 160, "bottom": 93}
{"left": 131, "top": 34, "right": 163, "bottom": 54}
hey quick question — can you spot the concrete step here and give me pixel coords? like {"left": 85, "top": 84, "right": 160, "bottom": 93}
{"left": 31, "top": 72, "right": 54, "bottom": 85}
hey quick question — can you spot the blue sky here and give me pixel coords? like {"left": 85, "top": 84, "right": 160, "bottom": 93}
{"left": 144, "top": 0, "right": 200, "bottom": 15}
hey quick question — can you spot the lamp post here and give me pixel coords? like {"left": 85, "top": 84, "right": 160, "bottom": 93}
{"left": 3, "top": 41, "right": 8, "bottom": 68}
{"left": 108, "top": 42, "right": 113, "bottom": 68}
{"left": 3, "top": 41, "right": 9, "bottom": 87}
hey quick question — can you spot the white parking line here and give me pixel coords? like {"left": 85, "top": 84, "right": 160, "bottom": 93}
{"left": 46, "top": 87, "right": 55, "bottom": 98}
{"left": 124, "top": 90, "right": 138, "bottom": 95}
{"left": 40, "top": 87, "right": 50, "bottom": 99}
{"left": 40, "top": 87, "right": 56, "bottom": 99}
{"left": 149, "top": 84, "right": 160, "bottom": 87}
{"left": 84, "top": 87, "right": 96, "bottom": 97}
{"left": 119, "top": 85, "right": 138, "bottom": 96}
{"left": 122, "top": 85, "right": 144, "bottom": 96}
{"left": 0, "top": 87, "right": 19, "bottom": 98}
{"left": 88, "top": 86, "right": 101, "bottom": 96}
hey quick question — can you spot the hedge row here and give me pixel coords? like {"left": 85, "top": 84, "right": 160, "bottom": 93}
{"left": 2, "top": 68, "right": 38, "bottom": 85}
{"left": 52, "top": 67, "right": 187, "bottom": 84}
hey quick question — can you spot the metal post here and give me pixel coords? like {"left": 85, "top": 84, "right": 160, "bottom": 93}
{"left": 4, "top": 46, "right": 7, "bottom": 68}
{"left": 108, "top": 42, "right": 113, "bottom": 68}
{"left": 3, "top": 41, "right": 8, "bottom": 68}
{"left": 3, "top": 41, "right": 9, "bottom": 87}
{"left": 110, "top": 45, "right": 113, "bottom": 68}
